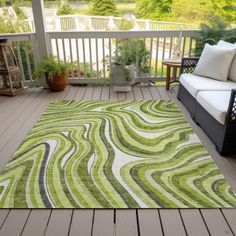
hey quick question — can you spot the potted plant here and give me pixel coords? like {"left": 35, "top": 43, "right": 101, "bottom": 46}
{"left": 34, "top": 56, "right": 72, "bottom": 91}
{"left": 110, "top": 39, "right": 150, "bottom": 92}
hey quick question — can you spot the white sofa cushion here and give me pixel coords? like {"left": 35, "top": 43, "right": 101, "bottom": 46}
{"left": 193, "top": 43, "right": 236, "bottom": 81}
{"left": 217, "top": 40, "right": 236, "bottom": 82}
{"left": 180, "top": 73, "right": 236, "bottom": 98}
{"left": 196, "top": 91, "right": 231, "bottom": 125}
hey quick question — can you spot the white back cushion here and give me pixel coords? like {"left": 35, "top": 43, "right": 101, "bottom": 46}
{"left": 193, "top": 43, "right": 236, "bottom": 81}
{"left": 217, "top": 40, "right": 236, "bottom": 82}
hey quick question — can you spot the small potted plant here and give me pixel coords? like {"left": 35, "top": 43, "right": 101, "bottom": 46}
{"left": 110, "top": 39, "right": 150, "bottom": 92}
{"left": 34, "top": 56, "right": 71, "bottom": 91}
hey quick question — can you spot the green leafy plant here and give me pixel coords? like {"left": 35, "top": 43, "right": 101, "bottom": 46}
{"left": 13, "top": 1, "right": 27, "bottom": 19}
{"left": 34, "top": 56, "right": 72, "bottom": 82}
{"left": 194, "top": 14, "right": 236, "bottom": 56}
{"left": 114, "top": 39, "right": 150, "bottom": 75}
{"left": 57, "top": 4, "right": 73, "bottom": 15}
{"left": 90, "top": 0, "right": 118, "bottom": 16}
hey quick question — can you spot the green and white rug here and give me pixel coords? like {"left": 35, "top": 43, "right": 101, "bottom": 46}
{"left": 0, "top": 100, "right": 236, "bottom": 208}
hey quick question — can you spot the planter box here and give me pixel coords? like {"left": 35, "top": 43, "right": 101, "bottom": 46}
{"left": 110, "top": 62, "right": 135, "bottom": 92}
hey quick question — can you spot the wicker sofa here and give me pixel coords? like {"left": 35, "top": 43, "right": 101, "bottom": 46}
{"left": 177, "top": 57, "right": 236, "bottom": 156}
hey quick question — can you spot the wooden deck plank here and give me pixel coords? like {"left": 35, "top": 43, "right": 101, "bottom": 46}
{"left": 0, "top": 89, "right": 68, "bottom": 169}
{"left": 0, "top": 210, "right": 10, "bottom": 228}
{"left": 92, "top": 87, "right": 102, "bottom": 100}
{"left": 116, "top": 210, "right": 138, "bottom": 236}
{"left": 180, "top": 209, "right": 209, "bottom": 236}
{"left": 140, "top": 86, "right": 152, "bottom": 99}
{"left": 44, "top": 210, "right": 73, "bottom": 236}
{"left": 159, "top": 209, "right": 186, "bottom": 236}
{"left": 69, "top": 210, "right": 93, "bottom": 236}
{"left": 0, "top": 89, "right": 34, "bottom": 124}
{"left": 201, "top": 209, "right": 233, "bottom": 236}
{"left": 109, "top": 87, "right": 118, "bottom": 100}
{"left": 126, "top": 89, "right": 134, "bottom": 100}
{"left": 101, "top": 87, "right": 110, "bottom": 100}
{"left": 74, "top": 86, "right": 87, "bottom": 100}
{"left": 138, "top": 209, "right": 163, "bottom": 236}
{"left": 221, "top": 209, "right": 236, "bottom": 234}
{"left": 83, "top": 87, "right": 94, "bottom": 100}
{"left": 156, "top": 86, "right": 170, "bottom": 100}
{"left": 0, "top": 89, "right": 41, "bottom": 137}
{"left": 64, "top": 86, "right": 79, "bottom": 100}
{"left": 133, "top": 86, "right": 143, "bottom": 99}
{"left": 92, "top": 210, "right": 114, "bottom": 236}
{"left": 0, "top": 210, "right": 30, "bottom": 236}
{"left": 149, "top": 86, "right": 161, "bottom": 99}
{"left": 21, "top": 210, "right": 51, "bottom": 236}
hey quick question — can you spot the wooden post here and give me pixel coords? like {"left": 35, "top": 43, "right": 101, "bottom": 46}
{"left": 31, "top": 0, "right": 48, "bottom": 87}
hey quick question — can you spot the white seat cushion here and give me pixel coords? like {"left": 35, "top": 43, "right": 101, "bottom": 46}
{"left": 217, "top": 40, "right": 236, "bottom": 82}
{"left": 193, "top": 43, "right": 236, "bottom": 81}
{"left": 180, "top": 73, "right": 236, "bottom": 98}
{"left": 196, "top": 91, "right": 231, "bottom": 125}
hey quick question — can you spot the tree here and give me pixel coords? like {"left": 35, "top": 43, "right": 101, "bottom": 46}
{"left": 135, "top": 0, "right": 236, "bottom": 25}
{"left": 90, "top": 0, "right": 118, "bottom": 16}
{"left": 135, "top": 0, "right": 172, "bottom": 20}
{"left": 194, "top": 14, "right": 236, "bottom": 56}
{"left": 171, "top": 0, "right": 213, "bottom": 23}
{"left": 211, "top": 0, "right": 236, "bottom": 22}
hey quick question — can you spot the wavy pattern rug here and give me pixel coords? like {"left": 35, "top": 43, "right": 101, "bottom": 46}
{"left": 0, "top": 100, "right": 236, "bottom": 208}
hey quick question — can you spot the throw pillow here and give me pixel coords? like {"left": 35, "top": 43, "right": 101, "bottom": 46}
{"left": 193, "top": 43, "right": 236, "bottom": 81}
{"left": 217, "top": 40, "right": 236, "bottom": 82}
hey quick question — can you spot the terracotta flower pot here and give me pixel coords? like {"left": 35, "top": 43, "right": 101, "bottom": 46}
{"left": 46, "top": 73, "right": 67, "bottom": 91}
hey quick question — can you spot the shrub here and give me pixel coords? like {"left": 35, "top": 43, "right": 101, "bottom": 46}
{"left": 57, "top": 4, "right": 73, "bottom": 15}
{"left": 194, "top": 14, "right": 236, "bottom": 56}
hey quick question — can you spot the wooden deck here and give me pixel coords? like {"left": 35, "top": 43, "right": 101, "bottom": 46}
{"left": 0, "top": 85, "right": 236, "bottom": 236}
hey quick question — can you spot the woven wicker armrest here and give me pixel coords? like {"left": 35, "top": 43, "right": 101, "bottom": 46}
{"left": 226, "top": 89, "right": 236, "bottom": 125}
{"left": 181, "top": 57, "right": 199, "bottom": 74}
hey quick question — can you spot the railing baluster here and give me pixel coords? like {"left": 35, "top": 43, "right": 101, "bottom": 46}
{"left": 148, "top": 37, "right": 153, "bottom": 81}
{"left": 30, "top": 34, "right": 38, "bottom": 70}
{"left": 109, "top": 37, "right": 112, "bottom": 68}
{"left": 189, "top": 37, "right": 193, "bottom": 57}
{"left": 161, "top": 37, "right": 166, "bottom": 78}
{"left": 24, "top": 41, "right": 33, "bottom": 81}
{"left": 182, "top": 36, "right": 187, "bottom": 57}
{"left": 82, "top": 38, "right": 87, "bottom": 79}
{"left": 69, "top": 38, "right": 73, "bottom": 64}
{"left": 62, "top": 38, "right": 66, "bottom": 63}
{"left": 75, "top": 38, "right": 81, "bottom": 79}
{"left": 136, "top": 38, "right": 139, "bottom": 79}
{"left": 169, "top": 37, "right": 173, "bottom": 58}
{"left": 96, "top": 38, "right": 99, "bottom": 79}
{"left": 16, "top": 41, "right": 26, "bottom": 83}
{"left": 154, "top": 38, "right": 159, "bottom": 79}
{"left": 89, "top": 38, "right": 93, "bottom": 79}
{"left": 115, "top": 38, "right": 118, "bottom": 57}
{"left": 102, "top": 38, "right": 106, "bottom": 79}
{"left": 55, "top": 38, "right": 60, "bottom": 61}
{"left": 142, "top": 37, "right": 147, "bottom": 82}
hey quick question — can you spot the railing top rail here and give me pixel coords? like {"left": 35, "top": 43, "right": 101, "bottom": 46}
{"left": 47, "top": 29, "right": 200, "bottom": 39}
{"left": 49, "top": 14, "right": 193, "bottom": 26}
{"left": 0, "top": 32, "right": 36, "bottom": 41}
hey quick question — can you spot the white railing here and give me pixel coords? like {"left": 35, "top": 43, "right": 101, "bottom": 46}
{"left": 47, "top": 30, "right": 198, "bottom": 84}
{"left": 27, "top": 15, "right": 195, "bottom": 32}
{"left": 0, "top": 30, "right": 198, "bottom": 85}
{"left": 0, "top": 32, "right": 39, "bottom": 86}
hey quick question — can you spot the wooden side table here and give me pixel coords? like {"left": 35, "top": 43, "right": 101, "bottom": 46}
{"left": 162, "top": 59, "right": 182, "bottom": 90}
